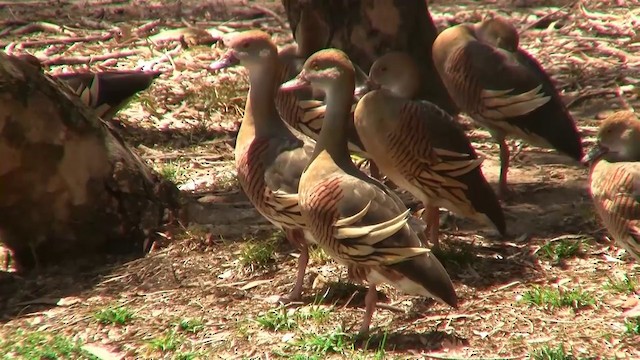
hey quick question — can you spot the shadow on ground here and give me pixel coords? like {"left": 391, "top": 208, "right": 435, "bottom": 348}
{"left": 0, "top": 255, "right": 141, "bottom": 321}
{"left": 356, "top": 330, "right": 469, "bottom": 353}
{"left": 116, "top": 118, "right": 237, "bottom": 155}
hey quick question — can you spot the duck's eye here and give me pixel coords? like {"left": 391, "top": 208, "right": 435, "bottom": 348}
{"left": 312, "top": 63, "right": 320, "bottom": 71}
{"left": 242, "top": 41, "right": 250, "bottom": 49}
{"left": 380, "top": 66, "right": 388, "bottom": 72}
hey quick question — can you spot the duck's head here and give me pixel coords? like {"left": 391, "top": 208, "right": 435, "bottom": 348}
{"left": 474, "top": 17, "right": 519, "bottom": 52}
{"left": 280, "top": 48, "right": 355, "bottom": 94}
{"left": 583, "top": 111, "right": 640, "bottom": 165}
{"left": 209, "top": 30, "right": 277, "bottom": 71}
{"left": 366, "top": 52, "right": 420, "bottom": 99}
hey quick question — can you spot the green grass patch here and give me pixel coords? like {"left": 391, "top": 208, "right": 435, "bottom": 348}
{"left": 286, "top": 356, "right": 321, "bottom": 360}
{"left": 624, "top": 317, "right": 640, "bottom": 335}
{"left": 177, "top": 318, "right": 205, "bottom": 334}
{"left": 291, "top": 327, "right": 352, "bottom": 356}
{"left": 156, "top": 159, "right": 189, "bottom": 185}
{"left": 255, "top": 306, "right": 298, "bottom": 332}
{"left": 133, "top": 92, "right": 164, "bottom": 119}
{"left": 239, "top": 234, "right": 279, "bottom": 270}
{"left": 174, "top": 352, "right": 200, "bottom": 360}
{"left": 309, "top": 245, "right": 331, "bottom": 265}
{"left": 530, "top": 343, "right": 575, "bottom": 360}
{"left": 0, "top": 329, "right": 96, "bottom": 360}
{"left": 255, "top": 304, "right": 333, "bottom": 332}
{"left": 183, "top": 77, "right": 246, "bottom": 117}
{"left": 520, "top": 286, "right": 595, "bottom": 310}
{"left": 214, "top": 170, "right": 239, "bottom": 191}
{"left": 604, "top": 274, "right": 637, "bottom": 294}
{"left": 538, "top": 238, "right": 584, "bottom": 263}
{"left": 148, "top": 331, "right": 183, "bottom": 352}
{"left": 359, "top": 331, "right": 388, "bottom": 360}
{"left": 94, "top": 306, "right": 135, "bottom": 325}
{"left": 296, "top": 305, "right": 332, "bottom": 324}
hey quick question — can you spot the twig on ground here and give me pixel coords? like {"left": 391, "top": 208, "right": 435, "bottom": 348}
{"left": 142, "top": 153, "right": 225, "bottom": 161}
{"left": 135, "top": 19, "right": 162, "bottom": 36}
{"left": 377, "top": 303, "right": 405, "bottom": 313}
{"left": 341, "top": 290, "right": 359, "bottom": 309}
{"left": 76, "top": 17, "right": 114, "bottom": 31}
{"left": 41, "top": 50, "right": 140, "bottom": 65}
{"left": 566, "top": 84, "right": 635, "bottom": 109}
{"left": 137, "top": 43, "right": 182, "bottom": 72}
{"left": 519, "top": 0, "right": 578, "bottom": 35}
{"left": 0, "top": 27, "right": 15, "bottom": 38}
{"left": 0, "top": 0, "right": 54, "bottom": 5}
{"left": 493, "top": 281, "right": 521, "bottom": 292}
{"left": 615, "top": 83, "right": 635, "bottom": 111}
{"left": 164, "top": 46, "right": 178, "bottom": 72}
{"left": 12, "top": 21, "right": 76, "bottom": 36}
{"left": 579, "top": 2, "right": 624, "bottom": 21}
{"left": 0, "top": 20, "right": 28, "bottom": 27}
{"left": 566, "top": 89, "right": 617, "bottom": 109}
{"left": 12, "top": 33, "right": 114, "bottom": 48}
{"left": 420, "top": 313, "right": 478, "bottom": 322}
{"left": 0, "top": 21, "right": 28, "bottom": 37}
{"left": 243, "top": 1, "right": 288, "bottom": 29}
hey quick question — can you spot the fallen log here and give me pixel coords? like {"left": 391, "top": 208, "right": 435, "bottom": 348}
{"left": 0, "top": 53, "right": 179, "bottom": 271}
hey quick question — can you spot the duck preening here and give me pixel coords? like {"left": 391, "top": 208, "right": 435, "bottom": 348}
{"left": 432, "top": 17, "right": 583, "bottom": 198}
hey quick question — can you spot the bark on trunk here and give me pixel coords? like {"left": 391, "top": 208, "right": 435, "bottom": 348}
{"left": 0, "top": 53, "right": 180, "bottom": 272}
{"left": 281, "top": 0, "right": 458, "bottom": 115}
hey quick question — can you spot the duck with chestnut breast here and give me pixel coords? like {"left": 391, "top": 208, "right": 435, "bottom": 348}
{"left": 583, "top": 111, "right": 640, "bottom": 261}
{"left": 432, "top": 17, "right": 583, "bottom": 198}
{"left": 280, "top": 49, "right": 457, "bottom": 334}
{"left": 354, "top": 52, "right": 506, "bottom": 248}
{"left": 209, "top": 30, "right": 317, "bottom": 301}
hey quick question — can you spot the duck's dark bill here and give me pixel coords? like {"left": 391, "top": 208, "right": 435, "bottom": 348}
{"left": 353, "top": 78, "right": 380, "bottom": 100}
{"left": 581, "top": 143, "right": 606, "bottom": 165}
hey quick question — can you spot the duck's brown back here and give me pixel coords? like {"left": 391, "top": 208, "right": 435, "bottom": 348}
{"left": 434, "top": 25, "right": 583, "bottom": 160}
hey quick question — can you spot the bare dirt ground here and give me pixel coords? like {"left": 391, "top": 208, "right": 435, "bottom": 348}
{"left": 1, "top": 0, "right": 640, "bottom": 359}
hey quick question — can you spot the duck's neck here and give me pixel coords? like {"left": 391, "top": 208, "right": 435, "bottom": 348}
{"left": 312, "top": 82, "right": 355, "bottom": 169}
{"left": 243, "top": 59, "right": 288, "bottom": 136}
{"left": 628, "top": 134, "right": 640, "bottom": 160}
{"left": 390, "top": 81, "right": 418, "bottom": 100}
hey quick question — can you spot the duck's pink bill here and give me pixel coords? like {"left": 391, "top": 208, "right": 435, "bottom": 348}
{"left": 209, "top": 51, "right": 240, "bottom": 71}
{"left": 280, "top": 76, "right": 310, "bottom": 91}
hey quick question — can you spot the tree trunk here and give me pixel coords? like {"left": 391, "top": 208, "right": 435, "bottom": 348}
{"left": 0, "top": 53, "right": 180, "bottom": 272}
{"left": 281, "top": 0, "right": 458, "bottom": 115}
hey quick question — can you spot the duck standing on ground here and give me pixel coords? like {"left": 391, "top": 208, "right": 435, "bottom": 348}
{"left": 280, "top": 48, "right": 458, "bottom": 334}
{"left": 354, "top": 52, "right": 506, "bottom": 247}
{"left": 209, "top": 30, "right": 317, "bottom": 301}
